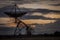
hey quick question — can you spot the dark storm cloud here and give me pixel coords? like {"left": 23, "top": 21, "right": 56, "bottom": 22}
{"left": 34, "top": 9, "right": 60, "bottom": 13}
{"left": 50, "top": 4, "right": 60, "bottom": 6}
{"left": 9, "top": 0, "right": 60, "bottom": 1}
{"left": 0, "top": 25, "right": 15, "bottom": 35}
{"left": 21, "top": 15, "right": 60, "bottom": 20}
{"left": 0, "top": 0, "right": 59, "bottom": 4}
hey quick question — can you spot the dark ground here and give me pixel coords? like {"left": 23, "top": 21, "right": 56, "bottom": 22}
{"left": 0, "top": 35, "right": 60, "bottom": 40}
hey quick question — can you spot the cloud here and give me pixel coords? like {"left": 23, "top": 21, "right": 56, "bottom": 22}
{"left": 50, "top": 4, "right": 60, "bottom": 6}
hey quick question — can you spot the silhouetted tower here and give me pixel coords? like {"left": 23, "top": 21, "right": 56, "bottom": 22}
{"left": 4, "top": 4, "right": 32, "bottom": 36}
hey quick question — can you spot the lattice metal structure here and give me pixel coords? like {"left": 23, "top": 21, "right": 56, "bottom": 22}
{"left": 4, "top": 4, "right": 32, "bottom": 36}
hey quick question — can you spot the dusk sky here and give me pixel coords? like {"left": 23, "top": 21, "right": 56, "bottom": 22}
{"left": 0, "top": 0, "right": 60, "bottom": 35}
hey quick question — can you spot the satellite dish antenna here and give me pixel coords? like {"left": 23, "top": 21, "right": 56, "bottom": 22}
{"left": 4, "top": 4, "right": 27, "bottom": 23}
{"left": 4, "top": 3, "right": 32, "bottom": 36}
